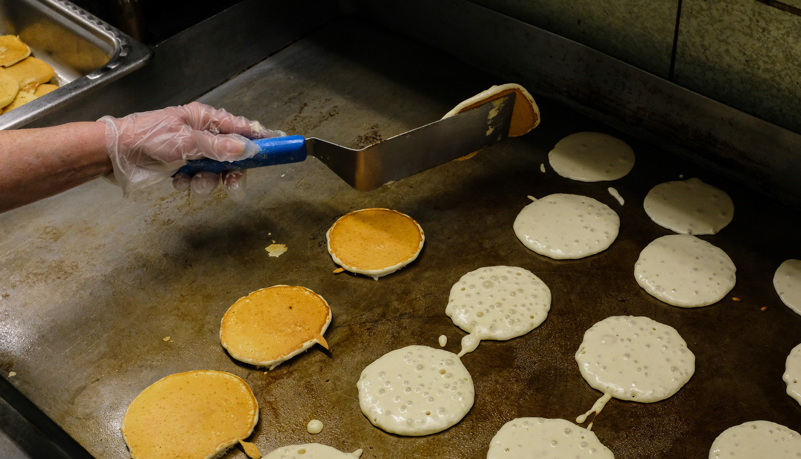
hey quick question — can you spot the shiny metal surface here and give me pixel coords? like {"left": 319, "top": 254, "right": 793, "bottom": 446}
{"left": 177, "top": 94, "right": 515, "bottom": 191}
{"left": 308, "top": 92, "right": 514, "bottom": 191}
{"left": 0, "top": 0, "right": 151, "bottom": 130}
{"left": 1, "top": 17, "right": 801, "bottom": 459}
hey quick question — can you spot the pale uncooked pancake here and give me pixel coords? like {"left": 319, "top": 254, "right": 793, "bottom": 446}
{"left": 643, "top": 178, "right": 734, "bottom": 235}
{"left": 513, "top": 193, "right": 620, "bottom": 260}
{"left": 445, "top": 266, "right": 551, "bottom": 357}
{"left": 548, "top": 132, "right": 635, "bottom": 182}
{"left": 263, "top": 443, "right": 363, "bottom": 458}
{"left": 122, "top": 370, "right": 259, "bottom": 459}
{"left": 0, "top": 35, "right": 31, "bottom": 67}
{"left": 634, "top": 234, "right": 736, "bottom": 307}
{"left": 783, "top": 343, "right": 801, "bottom": 406}
{"left": 575, "top": 316, "right": 695, "bottom": 423}
{"left": 774, "top": 259, "right": 801, "bottom": 316}
{"left": 443, "top": 83, "right": 541, "bottom": 137}
{"left": 327, "top": 208, "right": 424, "bottom": 280}
{"left": 487, "top": 417, "right": 615, "bottom": 459}
{"left": 220, "top": 285, "right": 331, "bottom": 370}
{"left": 709, "top": 420, "right": 801, "bottom": 458}
{"left": 357, "top": 345, "right": 474, "bottom": 436}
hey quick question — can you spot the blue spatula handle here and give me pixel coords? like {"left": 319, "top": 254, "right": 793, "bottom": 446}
{"left": 175, "top": 135, "right": 308, "bottom": 175}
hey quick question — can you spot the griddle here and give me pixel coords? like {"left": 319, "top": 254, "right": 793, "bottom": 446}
{"left": 1, "top": 17, "right": 800, "bottom": 459}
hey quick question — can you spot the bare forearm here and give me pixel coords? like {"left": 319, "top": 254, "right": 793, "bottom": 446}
{"left": 0, "top": 121, "right": 112, "bottom": 213}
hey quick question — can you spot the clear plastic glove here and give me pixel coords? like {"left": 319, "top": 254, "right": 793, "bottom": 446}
{"left": 98, "top": 102, "right": 284, "bottom": 199}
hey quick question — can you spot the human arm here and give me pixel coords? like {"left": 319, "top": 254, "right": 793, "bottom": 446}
{"left": 0, "top": 121, "right": 110, "bottom": 213}
{"left": 0, "top": 102, "right": 281, "bottom": 213}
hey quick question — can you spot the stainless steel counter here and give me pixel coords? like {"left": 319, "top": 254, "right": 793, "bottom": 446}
{"left": 2, "top": 16, "right": 801, "bottom": 459}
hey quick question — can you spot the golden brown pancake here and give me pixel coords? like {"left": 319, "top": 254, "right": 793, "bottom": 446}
{"left": 0, "top": 72, "right": 18, "bottom": 109}
{"left": 2, "top": 56, "right": 55, "bottom": 89}
{"left": 326, "top": 208, "right": 425, "bottom": 279}
{"left": 220, "top": 285, "right": 331, "bottom": 370}
{"left": 33, "top": 83, "right": 58, "bottom": 97}
{"left": 121, "top": 370, "right": 259, "bottom": 459}
{"left": 443, "top": 83, "right": 541, "bottom": 159}
{"left": 0, "top": 35, "right": 31, "bottom": 67}
{"left": 1, "top": 87, "right": 36, "bottom": 114}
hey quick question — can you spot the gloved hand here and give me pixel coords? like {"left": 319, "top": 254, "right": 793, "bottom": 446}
{"left": 98, "top": 102, "right": 284, "bottom": 200}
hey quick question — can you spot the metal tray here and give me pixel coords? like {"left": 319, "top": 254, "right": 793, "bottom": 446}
{"left": 0, "top": 0, "right": 151, "bottom": 130}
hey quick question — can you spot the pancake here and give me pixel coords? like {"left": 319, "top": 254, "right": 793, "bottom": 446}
{"left": 357, "top": 345, "right": 474, "bottom": 436}
{"left": 783, "top": 343, "right": 801, "bottom": 406}
{"left": 0, "top": 72, "right": 18, "bottom": 109}
{"left": 443, "top": 83, "right": 540, "bottom": 137}
{"left": 121, "top": 370, "right": 259, "bottom": 459}
{"left": 575, "top": 316, "right": 695, "bottom": 425}
{"left": 709, "top": 421, "right": 801, "bottom": 458}
{"left": 0, "top": 35, "right": 31, "bottom": 67}
{"left": 643, "top": 178, "right": 734, "bottom": 235}
{"left": 2, "top": 56, "right": 55, "bottom": 89}
{"left": 326, "top": 208, "right": 424, "bottom": 280}
{"left": 263, "top": 444, "right": 363, "bottom": 458}
{"left": 443, "top": 83, "right": 540, "bottom": 160}
{"left": 1, "top": 87, "right": 36, "bottom": 114}
{"left": 220, "top": 285, "right": 331, "bottom": 370}
{"left": 513, "top": 193, "right": 620, "bottom": 260}
{"left": 446, "top": 265, "right": 551, "bottom": 357}
{"left": 487, "top": 417, "right": 614, "bottom": 458}
{"left": 634, "top": 234, "right": 736, "bottom": 308}
{"left": 548, "top": 132, "right": 635, "bottom": 182}
{"left": 773, "top": 259, "right": 801, "bottom": 316}
{"left": 33, "top": 83, "right": 58, "bottom": 97}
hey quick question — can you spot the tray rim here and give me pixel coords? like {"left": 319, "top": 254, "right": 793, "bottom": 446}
{"left": 0, "top": 0, "right": 152, "bottom": 130}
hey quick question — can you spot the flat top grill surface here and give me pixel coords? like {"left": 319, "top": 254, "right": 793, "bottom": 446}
{"left": 1, "top": 17, "right": 800, "bottom": 459}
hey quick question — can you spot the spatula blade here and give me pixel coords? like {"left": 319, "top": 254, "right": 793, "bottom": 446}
{"left": 309, "top": 92, "right": 516, "bottom": 191}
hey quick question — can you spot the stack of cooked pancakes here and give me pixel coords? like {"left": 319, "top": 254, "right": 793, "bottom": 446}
{"left": 0, "top": 35, "right": 58, "bottom": 114}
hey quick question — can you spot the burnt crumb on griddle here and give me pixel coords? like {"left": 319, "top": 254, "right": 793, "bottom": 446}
{"left": 279, "top": 98, "right": 339, "bottom": 135}
{"left": 354, "top": 123, "right": 382, "bottom": 149}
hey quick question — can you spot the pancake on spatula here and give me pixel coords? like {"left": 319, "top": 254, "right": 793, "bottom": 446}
{"left": 326, "top": 208, "right": 425, "bottom": 280}
{"left": 443, "top": 83, "right": 541, "bottom": 159}
{"left": 121, "top": 370, "right": 259, "bottom": 459}
{"left": 220, "top": 285, "right": 331, "bottom": 370}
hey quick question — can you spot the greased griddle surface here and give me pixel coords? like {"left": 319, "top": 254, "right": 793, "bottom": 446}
{"left": 1, "top": 17, "right": 800, "bottom": 458}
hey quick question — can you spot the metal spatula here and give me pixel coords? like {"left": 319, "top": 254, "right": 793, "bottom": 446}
{"left": 177, "top": 92, "right": 516, "bottom": 191}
